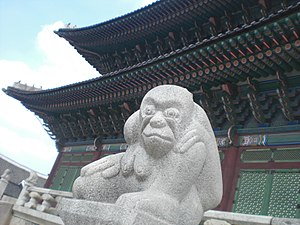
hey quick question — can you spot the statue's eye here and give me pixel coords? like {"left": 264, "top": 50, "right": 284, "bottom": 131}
{"left": 164, "top": 108, "right": 179, "bottom": 119}
{"left": 144, "top": 105, "right": 155, "bottom": 116}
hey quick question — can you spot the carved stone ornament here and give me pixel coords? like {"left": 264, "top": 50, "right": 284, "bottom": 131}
{"left": 59, "top": 85, "right": 223, "bottom": 225}
{"left": 1, "top": 169, "right": 11, "bottom": 181}
{"left": 25, "top": 171, "right": 38, "bottom": 186}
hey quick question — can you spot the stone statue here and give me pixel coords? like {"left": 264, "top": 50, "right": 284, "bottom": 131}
{"left": 25, "top": 171, "right": 38, "bottom": 186}
{"left": 0, "top": 169, "right": 12, "bottom": 199}
{"left": 1, "top": 169, "right": 11, "bottom": 181}
{"left": 72, "top": 85, "right": 222, "bottom": 225}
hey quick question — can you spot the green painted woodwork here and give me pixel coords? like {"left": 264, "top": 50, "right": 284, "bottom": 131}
{"left": 61, "top": 167, "right": 80, "bottom": 192}
{"left": 261, "top": 172, "right": 273, "bottom": 215}
{"left": 267, "top": 171, "right": 300, "bottom": 218}
{"left": 267, "top": 133, "right": 300, "bottom": 146}
{"left": 71, "top": 154, "right": 84, "bottom": 162}
{"left": 233, "top": 170, "right": 268, "bottom": 215}
{"left": 51, "top": 152, "right": 96, "bottom": 191}
{"left": 241, "top": 149, "right": 272, "bottom": 163}
{"left": 81, "top": 153, "right": 95, "bottom": 162}
{"left": 50, "top": 166, "right": 67, "bottom": 191}
{"left": 50, "top": 165, "right": 82, "bottom": 191}
{"left": 233, "top": 169, "right": 300, "bottom": 218}
{"left": 61, "top": 154, "right": 73, "bottom": 162}
{"left": 273, "top": 148, "right": 300, "bottom": 162}
{"left": 62, "top": 145, "right": 96, "bottom": 152}
{"left": 102, "top": 143, "right": 128, "bottom": 152}
{"left": 61, "top": 152, "right": 95, "bottom": 163}
{"left": 241, "top": 147, "right": 300, "bottom": 163}
{"left": 237, "top": 125, "right": 300, "bottom": 135}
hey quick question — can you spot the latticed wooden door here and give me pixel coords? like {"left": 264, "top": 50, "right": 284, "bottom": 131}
{"left": 233, "top": 169, "right": 299, "bottom": 218}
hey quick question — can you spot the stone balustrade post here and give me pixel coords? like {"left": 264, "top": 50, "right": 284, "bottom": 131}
{"left": 0, "top": 169, "right": 11, "bottom": 199}
{"left": 36, "top": 193, "right": 56, "bottom": 213}
{"left": 15, "top": 171, "right": 38, "bottom": 206}
{"left": 24, "top": 191, "right": 42, "bottom": 209}
{"left": 16, "top": 180, "right": 31, "bottom": 206}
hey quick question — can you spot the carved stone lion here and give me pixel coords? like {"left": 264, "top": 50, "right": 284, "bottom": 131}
{"left": 73, "top": 85, "right": 222, "bottom": 225}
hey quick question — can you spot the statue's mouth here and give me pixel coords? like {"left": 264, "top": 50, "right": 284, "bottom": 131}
{"left": 142, "top": 132, "right": 173, "bottom": 142}
{"left": 142, "top": 124, "right": 175, "bottom": 144}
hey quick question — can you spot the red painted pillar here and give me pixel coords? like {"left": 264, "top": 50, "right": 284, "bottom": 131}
{"left": 218, "top": 135, "right": 240, "bottom": 211}
{"left": 44, "top": 152, "right": 62, "bottom": 188}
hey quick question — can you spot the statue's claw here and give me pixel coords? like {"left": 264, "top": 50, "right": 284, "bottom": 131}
{"left": 116, "top": 191, "right": 180, "bottom": 224}
{"left": 120, "top": 145, "right": 136, "bottom": 176}
{"left": 80, "top": 153, "right": 124, "bottom": 178}
{"left": 101, "top": 163, "right": 121, "bottom": 178}
{"left": 175, "top": 129, "right": 201, "bottom": 153}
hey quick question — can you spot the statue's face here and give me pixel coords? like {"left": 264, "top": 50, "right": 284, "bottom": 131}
{"left": 140, "top": 85, "right": 194, "bottom": 158}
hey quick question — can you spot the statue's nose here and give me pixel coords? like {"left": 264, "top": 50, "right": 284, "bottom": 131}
{"left": 150, "top": 112, "right": 166, "bottom": 128}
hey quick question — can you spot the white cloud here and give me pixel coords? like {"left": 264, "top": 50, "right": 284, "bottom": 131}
{"left": 0, "top": 126, "right": 57, "bottom": 171}
{"left": 35, "top": 21, "right": 97, "bottom": 88}
{"left": 0, "top": 21, "right": 98, "bottom": 175}
{"left": 0, "top": 21, "right": 97, "bottom": 89}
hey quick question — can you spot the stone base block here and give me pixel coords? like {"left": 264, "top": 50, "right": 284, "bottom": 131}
{"left": 0, "top": 200, "right": 13, "bottom": 225}
{"left": 57, "top": 198, "right": 172, "bottom": 225}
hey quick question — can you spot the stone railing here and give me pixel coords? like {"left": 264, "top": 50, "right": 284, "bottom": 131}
{"left": 203, "top": 210, "right": 300, "bottom": 225}
{"left": 11, "top": 173, "right": 73, "bottom": 225}
{"left": 16, "top": 186, "right": 73, "bottom": 214}
{"left": 3, "top": 170, "right": 298, "bottom": 225}
{"left": 10, "top": 191, "right": 300, "bottom": 225}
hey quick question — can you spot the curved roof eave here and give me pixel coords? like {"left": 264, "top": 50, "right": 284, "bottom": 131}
{"left": 4, "top": 2, "right": 300, "bottom": 97}
{"left": 55, "top": 0, "right": 161, "bottom": 34}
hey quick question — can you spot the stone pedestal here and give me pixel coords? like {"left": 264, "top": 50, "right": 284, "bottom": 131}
{"left": 0, "top": 169, "right": 11, "bottom": 199}
{"left": 0, "top": 201, "right": 13, "bottom": 225}
{"left": 57, "top": 198, "right": 171, "bottom": 225}
{"left": 0, "top": 179, "right": 9, "bottom": 199}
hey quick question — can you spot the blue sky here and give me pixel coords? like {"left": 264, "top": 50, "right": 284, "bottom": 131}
{"left": 0, "top": 0, "right": 156, "bottom": 175}
{"left": 0, "top": 0, "right": 155, "bottom": 67}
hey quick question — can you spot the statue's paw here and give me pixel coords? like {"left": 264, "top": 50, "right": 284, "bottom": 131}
{"left": 116, "top": 191, "right": 155, "bottom": 210}
{"left": 116, "top": 191, "right": 179, "bottom": 224}
{"left": 101, "top": 162, "right": 121, "bottom": 179}
{"left": 120, "top": 146, "right": 136, "bottom": 176}
{"left": 175, "top": 129, "right": 201, "bottom": 153}
{"left": 121, "top": 161, "right": 133, "bottom": 176}
{"left": 115, "top": 192, "right": 138, "bottom": 208}
{"left": 80, "top": 153, "right": 123, "bottom": 178}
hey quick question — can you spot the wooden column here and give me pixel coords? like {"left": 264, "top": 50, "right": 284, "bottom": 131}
{"left": 218, "top": 134, "right": 240, "bottom": 211}
{"left": 44, "top": 152, "right": 62, "bottom": 188}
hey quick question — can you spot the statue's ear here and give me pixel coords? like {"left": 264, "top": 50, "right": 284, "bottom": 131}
{"left": 124, "top": 110, "right": 141, "bottom": 145}
{"left": 193, "top": 104, "right": 213, "bottom": 137}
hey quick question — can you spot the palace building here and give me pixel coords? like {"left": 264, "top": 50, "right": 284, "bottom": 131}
{"left": 4, "top": 0, "right": 300, "bottom": 218}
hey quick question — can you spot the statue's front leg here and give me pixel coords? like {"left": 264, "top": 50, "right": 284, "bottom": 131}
{"left": 80, "top": 152, "right": 124, "bottom": 178}
{"left": 73, "top": 153, "right": 134, "bottom": 203}
{"left": 116, "top": 191, "right": 180, "bottom": 224}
